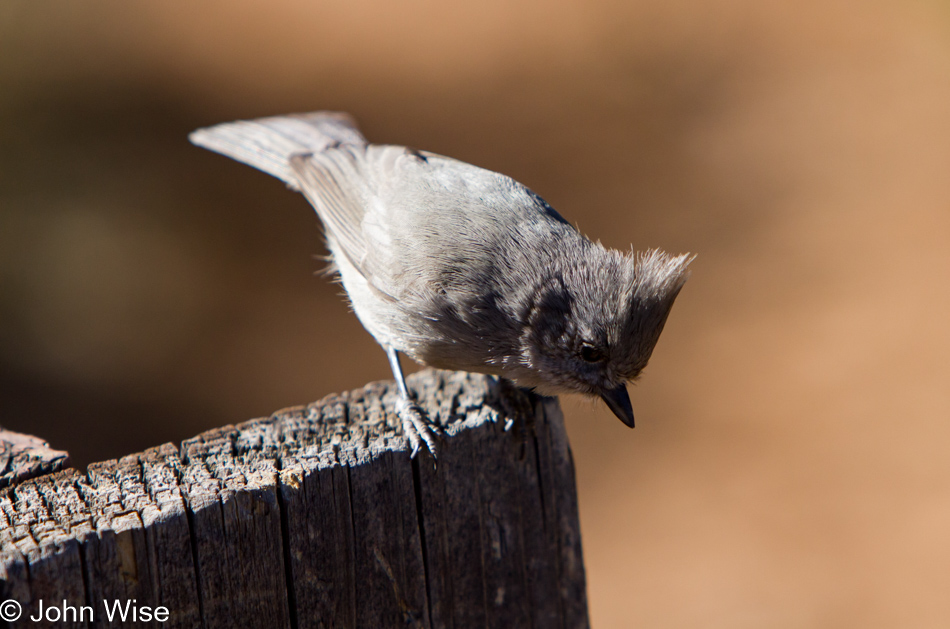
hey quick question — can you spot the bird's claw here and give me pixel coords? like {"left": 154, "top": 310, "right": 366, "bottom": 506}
{"left": 395, "top": 396, "right": 439, "bottom": 459}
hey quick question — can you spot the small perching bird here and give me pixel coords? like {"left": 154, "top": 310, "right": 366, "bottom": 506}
{"left": 190, "top": 112, "right": 693, "bottom": 457}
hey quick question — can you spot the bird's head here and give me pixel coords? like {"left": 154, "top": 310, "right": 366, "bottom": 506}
{"left": 518, "top": 246, "right": 693, "bottom": 427}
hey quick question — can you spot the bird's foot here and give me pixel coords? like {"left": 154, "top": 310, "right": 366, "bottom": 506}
{"left": 394, "top": 396, "right": 440, "bottom": 459}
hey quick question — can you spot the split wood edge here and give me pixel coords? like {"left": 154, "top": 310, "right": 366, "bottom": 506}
{"left": 0, "top": 370, "right": 589, "bottom": 628}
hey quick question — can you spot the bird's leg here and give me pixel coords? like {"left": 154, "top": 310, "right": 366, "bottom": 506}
{"left": 386, "top": 346, "right": 439, "bottom": 458}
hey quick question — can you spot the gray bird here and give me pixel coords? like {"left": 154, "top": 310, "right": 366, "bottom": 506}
{"left": 190, "top": 112, "right": 692, "bottom": 456}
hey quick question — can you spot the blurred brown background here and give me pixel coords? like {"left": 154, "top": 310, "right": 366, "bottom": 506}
{"left": 2, "top": 0, "right": 949, "bottom": 626}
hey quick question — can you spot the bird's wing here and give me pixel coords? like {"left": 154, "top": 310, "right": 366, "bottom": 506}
{"left": 289, "top": 148, "right": 373, "bottom": 275}
{"left": 289, "top": 145, "right": 456, "bottom": 298}
{"left": 290, "top": 143, "right": 576, "bottom": 302}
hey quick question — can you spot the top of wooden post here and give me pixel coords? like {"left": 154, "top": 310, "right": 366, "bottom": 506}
{"left": 0, "top": 369, "right": 589, "bottom": 628}
{"left": 0, "top": 429, "right": 69, "bottom": 490}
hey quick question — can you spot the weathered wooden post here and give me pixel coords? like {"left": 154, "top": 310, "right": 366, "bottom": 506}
{"left": 0, "top": 370, "right": 589, "bottom": 628}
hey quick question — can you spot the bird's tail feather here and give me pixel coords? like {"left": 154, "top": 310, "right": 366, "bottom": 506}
{"left": 189, "top": 111, "right": 366, "bottom": 190}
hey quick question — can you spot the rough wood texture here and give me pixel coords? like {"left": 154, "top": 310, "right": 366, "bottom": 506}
{"left": 0, "top": 370, "right": 589, "bottom": 628}
{"left": 0, "top": 429, "right": 69, "bottom": 490}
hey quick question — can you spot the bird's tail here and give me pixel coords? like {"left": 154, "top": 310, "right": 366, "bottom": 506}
{"left": 189, "top": 111, "right": 367, "bottom": 190}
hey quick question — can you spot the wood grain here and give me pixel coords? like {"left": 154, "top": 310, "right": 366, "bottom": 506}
{"left": 0, "top": 370, "right": 589, "bottom": 628}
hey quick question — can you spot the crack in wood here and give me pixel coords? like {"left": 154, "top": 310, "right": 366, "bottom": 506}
{"left": 0, "top": 370, "right": 589, "bottom": 628}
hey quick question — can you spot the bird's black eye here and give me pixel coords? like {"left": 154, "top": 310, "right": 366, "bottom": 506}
{"left": 579, "top": 343, "right": 606, "bottom": 363}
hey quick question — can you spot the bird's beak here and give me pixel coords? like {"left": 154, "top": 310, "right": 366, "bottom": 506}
{"left": 600, "top": 384, "right": 635, "bottom": 428}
